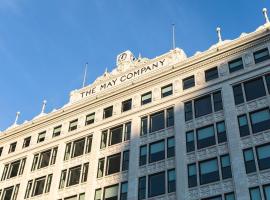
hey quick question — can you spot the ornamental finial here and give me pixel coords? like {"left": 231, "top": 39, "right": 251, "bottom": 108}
{"left": 216, "top": 27, "right": 222, "bottom": 43}
{"left": 263, "top": 8, "right": 270, "bottom": 24}
{"left": 41, "top": 100, "right": 47, "bottom": 114}
{"left": 13, "top": 111, "right": 20, "bottom": 126}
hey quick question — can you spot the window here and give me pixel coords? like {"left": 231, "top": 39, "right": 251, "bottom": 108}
{"left": 0, "top": 147, "right": 3, "bottom": 157}
{"left": 81, "top": 162, "right": 89, "bottom": 183}
{"left": 184, "top": 101, "right": 193, "bottom": 121}
{"left": 95, "top": 189, "right": 102, "bottom": 200}
{"left": 254, "top": 48, "right": 270, "bottom": 63}
{"left": 72, "top": 138, "right": 85, "bottom": 158}
{"left": 23, "top": 137, "right": 31, "bottom": 148}
{"left": 167, "top": 169, "right": 176, "bottom": 193}
{"left": 263, "top": 184, "right": 270, "bottom": 200}
{"left": 138, "top": 177, "right": 146, "bottom": 200}
{"left": 85, "top": 112, "right": 95, "bottom": 125}
{"left": 225, "top": 192, "right": 235, "bottom": 200}
{"left": 141, "top": 92, "right": 152, "bottom": 105}
{"left": 148, "top": 172, "right": 165, "bottom": 197}
{"left": 250, "top": 108, "right": 270, "bottom": 133}
{"left": 150, "top": 111, "right": 165, "bottom": 132}
{"left": 106, "top": 153, "right": 121, "bottom": 175}
{"left": 243, "top": 148, "right": 257, "bottom": 173}
{"left": 120, "top": 182, "right": 128, "bottom": 200}
{"left": 38, "top": 150, "right": 51, "bottom": 168}
{"left": 85, "top": 135, "right": 93, "bottom": 153}
{"left": 124, "top": 122, "right": 131, "bottom": 141}
{"left": 202, "top": 196, "right": 222, "bottom": 200}
{"left": 30, "top": 175, "right": 52, "bottom": 196}
{"left": 183, "top": 75, "right": 195, "bottom": 90}
{"left": 233, "top": 84, "right": 244, "bottom": 105}
{"left": 31, "top": 147, "right": 58, "bottom": 171}
{"left": 37, "top": 131, "right": 46, "bottom": 143}
{"left": 249, "top": 187, "right": 262, "bottom": 200}
{"left": 244, "top": 77, "right": 266, "bottom": 101}
{"left": 67, "top": 165, "right": 81, "bottom": 187}
{"left": 100, "top": 130, "right": 108, "bottom": 149}
{"left": 213, "top": 91, "right": 223, "bottom": 111}
{"left": 167, "top": 137, "right": 175, "bottom": 158}
{"left": 161, "top": 84, "right": 173, "bottom": 97}
{"left": 256, "top": 143, "right": 270, "bottom": 170}
{"left": 122, "top": 151, "right": 129, "bottom": 171}
{"left": 166, "top": 107, "right": 174, "bottom": 127}
{"left": 205, "top": 67, "right": 219, "bottom": 82}
{"left": 220, "top": 154, "right": 232, "bottom": 179}
{"left": 186, "top": 131, "right": 195, "bottom": 152}
{"left": 32, "top": 176, "right": 46, "bottom": 196}
{"left": 8, "top": 160, "right": 20, "bottom": 178}
{"left": 194, "top": 95, "right": 212, "bottom": 118}
{"left": 216, "top": 121, "right": 227, "bottom": 143}
{"left": 109, "top": 125, "right": 123, "bottom": 146}
{"left": 53, "top": 125, "right": 61, "bottom": 137}
{"left": 104, "top": 184, "right": 118, "bottom": 200}
{"left": 228, "top": 57, "right": 243, "bottom": 73}
{"left": 45, "top": 174, "right": 52, "bottom": 193}
{"left": 149, "top": 140, "right": 165, "bottom": 163}
{"left": 141, "top": 117, "right": 148, "bottom": 136}
{"left": 197, "top": 125, "right": 215, "bottom": 149}
{"left": 25, "top": 180, "right": 33, "bottom": 198}
{"left": 69, "top": 119, "right": 78, "bottom": 131}
{"left": 97, "top": 158, "right": 105, "bottom": 178}
{"left": 139, "top": 145, "right": 147, "bottom": 166}
{"left": 9, "top": 142, "right": 17, "bottom": 153}
{"left": 59, "top": 170, "right": 67, "bottom": 189}
{"left": 188, "top": 163, "right": 197, "bottom": 188}
{"left": 238, "top": 114, "right": 250, "bottom": 137}
{"left": 199, "top": 158, "right": 219, "bottom": 185}
{"left": 2, "top": 185, "right": 19, "bottom": 200}
{"left": 122, "top": 99, "right": 132, "bottom": 112}
{"left": 266, "top": 74, "right": 270, "bottom": 93}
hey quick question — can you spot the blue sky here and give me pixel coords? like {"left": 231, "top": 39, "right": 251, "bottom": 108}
{"left": 0, "top": 0, "right": 269, "bottom": 130}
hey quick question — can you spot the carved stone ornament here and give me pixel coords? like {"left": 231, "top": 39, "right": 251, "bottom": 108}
{"left": 244, "top": 53, "right": 253, "bottom": 66}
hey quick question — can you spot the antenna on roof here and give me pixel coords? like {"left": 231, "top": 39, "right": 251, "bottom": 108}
{"left": 13, "top": 111, "right": 20, "bottom": 126}
{"left": 172, "top": 24, "right": 176, "bottom": 49}
{"left": 216, "top": 27, "right": 222, "bottom": 43}
{"left": 82, "top": 62, "right": 88, "bottom": 87}
{"left": 263, "top": 8, "right": 270, "bottom": 24}
{"left": 41, "top": 100, "right": 47, "bottom": 114}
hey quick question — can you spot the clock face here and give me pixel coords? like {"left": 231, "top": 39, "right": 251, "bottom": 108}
{"left": 118, "top": 53, "right": 127, "bottom": 62}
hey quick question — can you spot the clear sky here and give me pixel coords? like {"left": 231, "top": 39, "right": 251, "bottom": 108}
{"left": 0, "top": 0, "right": 269, "bottom": 131}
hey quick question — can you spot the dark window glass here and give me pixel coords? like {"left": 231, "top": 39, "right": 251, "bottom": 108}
{"left": 139, "top": 145, "right": 147, "bottom": 166}
{"left": 141, "top": 117, "right": 148, "bottom": 136}
{"left": 37, "top": 131, "right": 46, "bottom": 143}
{"left": 1, "top": 164, "right": 8, "bottom": 181}
{"left": 220, "top": 154, "right": 232, "bottom": 179}
{"left": 50, "top": 147, "right": 57, "bottom": 165}
{"left": 53, "top": 125, "right": 61, "bottom": 137}
{"left": 120, "top": 182, "right": 128, "bottom": 200}
{"left": 122, "top": 151, "right": 129, "bottom": 171}
{"left": 31, "top": 154, "right": 39, "bottom": 171}
{"left": 72, "top": 138, "right": 85, "bottom": 158}
{"left": 213, "top": 91, "right": 223, "bottom": 111}
{"left": 149, "top": 140, "right": 165, "bottom": 163}
{"left": 186, "top": 131, "right": 195, "bottom": 152}
{"left": 103, "top": 106, "right": 113, "bottom": 119}
{"left": 138, "top": 177, "right": 146, "bottom": 200}
{"left": 250, "top": 108, "right": 270, "bottom": 133}
{"left": 205, "top": 67, "right": 219, "bottom": 82}
{"left": 263, "top": 184, "right": 270, "bottom": 200}
{"left": 225, "top": 192, "right": 235, "bottom": 200}
{"left": 104, "top": 184, "right": 118, "bottom": 200}
{"left": 266, "top": 74, "right": 270, "bottom": 93}
{"left": 64, "top": 143, "right": 71, "bottom": 160}
{"left": 199, "top": 158, "right": 219, "bottom": 185}
{"left": 2, "top": 186, "right": 13, "bottom": 200}
{"left": 217, "top": 121, "right": 227, "bottom": 143}
{"left": 148, "top": 172, "right": 165, "bottom": 197}
{"left": 194, "top": 95, "right": 212, "bottom": 118}
{"left": 8, "top": 160, "right": 20, "bottom": 178}
{"left": 150, "top": 111, "right": 165, "bottom": 132}
{"left": 9, "top": 142, "right": 17, "bottom": 153}
{"left": 166, "top": 107, "right": 174, "bottom": 127}
{"left": 244, "top": 78, "right": 266, "bottom": 101}
{"left": 254, "top": 48, "right": 270, "bottom": 63}
{"left": 238, "top": 115, "right": 250, "bottom": 137}
{"left": 141, "top": 92, "right": 152, "bottom": 105}
{"left": 243, "top": 148, "right": 257, "bottom": 173}
{"left": 23, "top": 137, "right": 31, "bottom": 148}
{"left": 124, "top": 122, "right": 131, "bottom": 141}
{"left": 188, "top": 163, "right": 197, "bottom": 188}
{"left": 100, "top": 130, "right": 108, "bottom": 149}
{"left": 33, "top": 176, "right": 46, "bottom": 196}
{"left": 183, "top": 75, "right": 195, "bottom": 90}
{"left": 106, "top": 153, "right": 121, "bottom": 175}
{"left": 228, "top": 57, "right": 243, "bottom": 73}
{"left": 45, "top": 174, "right": 52, "bottom": 193}
{"left": 122, "top": 99, "right": 132, "bottom": 112}
{"left": 109, "top": 125, "right": 123, "bottom": 146}
{"left": 25, "top": 180, "right": 33, "bottom": 199}
{"left": 85, "top": 113, "right": 95, "bottom": 125}
{"left": 249, "top": 187, "right": 262, "bottom": 200}
{"left": 97, "top": 158, "right": 104, "bottom": 178}
{"left": 184, "top": 101, "right": 193, "bottom": 121}
{"left": 161, "top": 84, "right": 173, "bottom": 97}
{"left": 13, "top": 184, "right": 20, "bottom": 200}
{"left": 197, "top": 125, "right": 216, "bottom": 149}
{"left": 38, "top": 150, "right": 51, "bottom": 169}
{"left": 67, "top": 165, "right": 81, "bottom": 186}
{"left": 168, "top": 169, "right": 176, "bottom": 193}
{"left": 0, "top": 147, "right": 3, "bottom": 157}
{"left": 59, "top": 170, "right": 67, "bottom": 189}
{"left": 85, "top": 135, "right": 93, "bottom": 153}
{"left": 233, "top": 84, "right": 244, "bottom": 105}
{"left": 81, "top": 163, "right": 89, "bottom": 183}
{"left": 256, "top": 144, "right": 270, "bottom": 170}
{"left": 69, "top": 120, "right": 78, "bottom": 132}
{"left": 167, "top": 137, "right": 175, "bottom": 158}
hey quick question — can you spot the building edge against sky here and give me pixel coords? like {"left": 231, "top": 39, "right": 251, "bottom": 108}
{"left": 0, "top": 7, "right": 270, "bottom": 200}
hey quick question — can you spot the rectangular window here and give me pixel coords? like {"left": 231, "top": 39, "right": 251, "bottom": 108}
{"left": 97, "top": 158, "right": 105, "bottom": 178}
{"left": 50, "top": 147, "right": 57, "bottom": 165}
{"left": 9, "top": 142, "right": 17, "bottom": 153}
{"left": 244, "top": 77, "right": 266, "bottom": 101}
{"left": 238, "top": 114, "right": 250, "bottom": 137}
{"left": 167, "top": 169, "right": 176, "bottom": 193}
{"left": 8, "top": 160, "right": 20, "bottom": 179}
{"left": 106, "top": 153, "right": 121, "bottom": 175}
{"left": 69, "top": 119, "right": 78, "bottom": 131}
{"left": 38, "top": 150, "right": 51, "bottom": 169}
{"left": 249, "top": 187, "right": 262, "bottom": 200}
{"left": 266, "top": 74, "right": 270, "bottom": 93}
{"left": 202, "top": 196, "right": 222, "bottom": 200}
{"left": 103, "top": 106, "right": 113, "bottom": 119}
{"left": 2, "top": 186, "right": 14, "bottom": 200}
{"left": 184, "top": 101, "right": 193, "bottom": 121}
{"left": 104, "top": 184, "right": 118, "bottom": 200}
{"left": 148, "top": 172, "right": 165, "bottom": 197}
{"left": 53, "top": 125, "right": 61, "bottom": 137}
{"left": 183, "top": 75, "right": 195, "bottom": 90}
{"left": 186, "top": 131, "right": 195, "bottom": 152}
{"left": 149, "top": 140, "right": 165, "bottom": 163}
{"left": 32, "top": 176, "right": 46, "bottom": 196}
{"left": 85, "top": 112, "right": 95, "bottom": 125}
{"left": 67, "top": 165, "right": 81, "bottom": 187}
{"left": 256, "top": 143, "right": 270, "bottom": 170}
{"left": 228, "top": 57, "right": 243, "bottom": 73}
{"left": 120, "top": 182, "right": 128, "bottom": 200}
{"left": 188, "top": 163, "right": 197, "bottom": 188}
{"left": 1, "top": 164, "right": 8, "bottom": 181}
{"left": 45, "top": 174, "right": 52, "bottom": 193}
{"left": 167, "top": 137, "right": 175, "bottom": 158}
{"left": 64, "top": 143, "right": 71, "bottom": 160}
{"left": 243, "top": 148, "right": 257, "bottom": 173}
{"left": 166, "top": 107, "right": 174, "bottom": 127}
{"left": 140, "top": 117, "right": 148, "bottom": 136}
{"left": 23, "top": 137, "right": 31, "bottom": 148}
{"left": 254, "top": 48, "right": 270, "bottom": 63}
{"left": 194, "top": 95, "right": 212, "bottom": 118}
{"left": 13, "top": 184, "right": 20, "bottom": 200}
{"left": 138, "top": 177, "right": 146, "bottom": 200}
{"left": 122, "top": 99, "right": 132, "bottom": 112}
{"left": 216, "top": 121, "right": 227, "bottom": 143}
{"left": 100, "top": 130, "right": 108, "bottom": 149}
{"left": 122, "top": 150, "right": 129, "bottom": 171}
{"left": 161, "top": 84, "right": 173, "bottom": 97}
{"left": 124, "top": 122, "right": 131, "bottom": 141}
{"left": 109, "top": 125, "right": 123, "bottom": 146}
{"left": 37, "top": 131, "right": 46, "bottom": 143}
{"left": 250, "top": 108, "right": 270, "bottom": 133}
{"left": 139, "top": 145, "right": 147, "bottom": 166}
{"left": 233, "top": 84, "right": 244, "bottom": 105}
{"left": 25, "top": 180, "right": 33, "bottom": 198}
{"left": 220, "top": 154, "right": 232, "bottom": 179}
{"left": 59, "top": 170, "right": 67, "bottom": 189}
{"left": 141, "top": 92, "right": 152, "bottom": 105}
{"left": 72, "top": 138, "right": 85, "bottom": 158}
{"left": 225, "top": 192, "right": 235, "bottom": 200}
{"left": 205, "top": 67, "right": 219, "bottom": 82}
{"left": 213, "top": 91, "right": 223, "bottom": 112}
{"left": 19, "top": 158, "right": 26, "bottom": 175}
{"left": 150, "top": 111, "right": 165, "bottom": 133}
{"left": 85, "top": 135, "right": 93, "bottom": 153}
{"left": 81, "top": 162, "right": 89, "bottom": 183}
{"left": 31, "top": 154, "right": 39, "bottom": 171}
{"left": 263, "top": 184, "right": 270, "bottom": 200}
{"left": 196, "top": 125, "right": 216, "bottom": 149}
{"left": 0, "top": 147, "right": 3, "bottom": 157}
{"left": 95, "top": 189, "right": 102, "bottom": 200}
{"left": 199, "top": 158, "right": 219, "bottom": 185}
